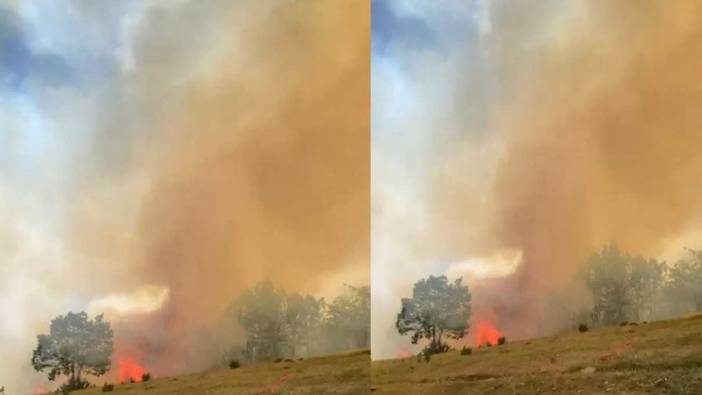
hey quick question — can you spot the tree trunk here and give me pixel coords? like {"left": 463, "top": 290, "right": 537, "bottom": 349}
{"left": 695, "top": 293, "right": 702, "bottom": 312}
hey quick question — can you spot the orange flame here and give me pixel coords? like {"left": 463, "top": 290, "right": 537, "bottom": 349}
{"left": 475, "top": 319, "right": 502, "bottom": 346}
{"left": 397, "top": 345, "right": 413, "bottom": 358}
{"left": 31, "top": 381, "right": 48, "bottom": 395}
{"left": 118, "top": 356, "right": 146, "bottom": 382}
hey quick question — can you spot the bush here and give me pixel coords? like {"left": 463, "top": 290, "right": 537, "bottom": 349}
{"left": 578, "top": 323, "right": 589, "bottom": 333}
{"left": 460, "top": 346, "right": 472, "bottom": 356}
{"left": 101, "top": 383, "right": 114, "bottom": 392}
{"left": 497, "top": 336, "right": 507, "bottom": 345}
{"left": 141, "top": 373, "right": 151, "bottom": 382}
{"left": 60, "top": 377, "right": 91, "bottom": 394}
{"left": 619, "top": 321, "right": 629, "bottom": 326}
{"left": 229, "top": 360, "right": 241, "bottom": 369}
{"left": 417, "top": 342, "right": 450, "bottom": 363}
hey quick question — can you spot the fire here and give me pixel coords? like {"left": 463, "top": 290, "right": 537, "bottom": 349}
{"left": 31, "top": 381, "right": 48, "bottom": 395}
{"left": 118, "top": 356, "right": 146, "bottom": 382}
{"left": 397, "top": 345, "right": 414, "bottom": 358}
{"left": 475, "top": 319, "right": 502, "bottom": 346}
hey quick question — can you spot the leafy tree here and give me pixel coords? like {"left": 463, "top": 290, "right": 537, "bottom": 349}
{"left": 584, "top": 244, "right": 665, "bottom": 325}
{"left": 629, "top": 255, "right": 665, "bottom": 321}
{"left": 324, "top": 285, "right": 370, "bottom": 350}
{"left": 235, "top": 281, "right": 369, "bottom": 362}
{"left": 396, "top": 275, "right": 471, "bottom": 356}
{"left": 238, "top": 281, "right": 287, "bottom": 362}
{"left": 667, "top": 248, "right": 702, "bottom": 312}
{"left": 282, "top": 292, "right": 324, "bottom": 357}
{"left": 32, "top": 312, "right": 113, "bottom": 389}
{"left": 585, "top": 244, "right": 632, "bottom": 325}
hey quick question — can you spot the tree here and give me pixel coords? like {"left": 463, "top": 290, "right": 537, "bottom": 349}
{"left": 667, "top": 248, "right": 702, "bottom": 312}
{"left": 324, "top": 285, "right": 370, "bottom": 351}
{"left": 629, "top": 255, "right": 665, "bottom": 321}
{"left": 396, "top": 275, "right": 471, "bottom": 356}
{"left": 32, "top": 312, "right": 113, "bottom": 390}
{"left": 584, "top": 244, "right": 665, "bottom": 325}
{"left": 585, "top": 244, "right": 631, "bottom": 325}
{"left": 238, "top": 281, "right": 287, "bottom": 362}
{"left": 282, "top": 292, "right": 324, "bottom": 357}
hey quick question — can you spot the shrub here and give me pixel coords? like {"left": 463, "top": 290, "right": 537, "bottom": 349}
{"left": 578, "top": 323, "right": 589, "bottom": 333}
{"left": 421, "top": 340, "right": 451, "bottom": 362}
{"left": 58, "top": 379, "right": 90, "bottom": 395}
{"left": 60, "top": 377, "right": 91, "bottom": 394}
{"left": 460, "top": 346, "right": 472, "bottom": 356}
{"left": 497, "top": 336, "right": 507, "bottom": 345}
{"left": 229, "top": 360, "right": 241, "bottom": 369}
{"left": 620, "top": 321, "right": 629, "bottom": 326}
{"left": 141, "top": 373, "right": 151, "bottom": 382}
{"left": 101, "top": 383, "right": 114, "bottom": 392}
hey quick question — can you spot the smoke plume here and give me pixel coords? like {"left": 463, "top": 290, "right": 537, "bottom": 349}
{"left": 1, "top": 0, "right": 368, "bottom": 391}
{"left": 373, "top": 0, "right": 702, "bottom": 357}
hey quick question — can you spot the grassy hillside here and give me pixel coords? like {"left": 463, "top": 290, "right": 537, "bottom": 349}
{"left": 372, "top": 315, "right": 702, "bottom": 394}
{"left": 75, "top": 349, "right": 369, "bottom": 395}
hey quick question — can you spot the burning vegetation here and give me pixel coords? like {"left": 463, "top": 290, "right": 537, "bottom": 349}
{"left": 29, "top": 282, "right": 369, "bottom": 392}
{"left": 117, "top": 357, "right": 145, "bottom": 383}
{"left": 475, "top": 319, "right": 503, "bottom": 347}
{"left": 395, "top": 244, "right": 702, "bottom": 361}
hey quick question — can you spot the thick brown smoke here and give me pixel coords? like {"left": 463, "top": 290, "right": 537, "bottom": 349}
{"left": 439, "top": 0, "right": 702, "bottom": 339}
{"left": 67, "top": 1, "right": 368, "bottom": 376}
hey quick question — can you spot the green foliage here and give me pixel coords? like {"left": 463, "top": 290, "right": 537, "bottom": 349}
{"left": 142, "top": 372, "right": 151, "bottom": 382}
{"left": 284, "top": 291, "right": 325, "bottom": 356}
{"left": 396, "top": 275, "right": 471, "bottom": 356}
{"left": 584, "top": 244, "right": 665, "bottom": 325}
{"left": 323, "top": 285, "right": 371, "bottom": 351}
{"left": 31, "top": 312, "right": 113, "bottom": 385}
{"left": 460, "top": 346, "right": 472, "bottom": 356}
{"left": 101, "top": 383, "right": 114, "bottom": 392}
{"left": 236, "top": 281, "right": 369, "bottom": 363}
{"left": 666, "top": 248, "right": 702, "bottom": 312}
{"left": 238, "top": 281, "right": 289, "bottom": 362}
{"left": 59, "top": 377, "right": 90, "bottom": 394}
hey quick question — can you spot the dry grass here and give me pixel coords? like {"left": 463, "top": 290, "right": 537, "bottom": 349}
{"left": 371, "top": 314, "right": 702, "bottom": 394}
{"left": 74, "top": 349, "right": 369, "bottom": 395}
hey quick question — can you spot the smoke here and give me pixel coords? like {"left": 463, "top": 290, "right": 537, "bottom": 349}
{"left": 373, "top": 0, "right": 702, "bottom": 358}
{"left": 72, "top": 0, "right": 370, "bottom": 377}
{"left": 1, "top": 0, "right": 368, "bottom": 391}
{"left": 472, "top": 0, "right": 702, "bottom": 337}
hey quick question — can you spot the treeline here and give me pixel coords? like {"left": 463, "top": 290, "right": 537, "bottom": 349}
{"left": 227, "top": 281, "right": 370, "bottom": 364}
{"left": 579, "top": 244, "right": 702, "bottom": 327}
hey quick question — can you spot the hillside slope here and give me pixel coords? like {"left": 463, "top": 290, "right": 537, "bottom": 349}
{"left": 75, "top": 349, "right": 369, "bottom": 395}
{"left": 372, "top": 315, "right": 702, "bottom": 394}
